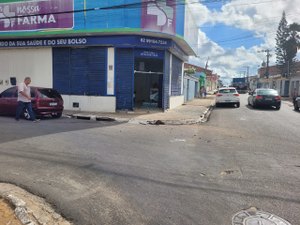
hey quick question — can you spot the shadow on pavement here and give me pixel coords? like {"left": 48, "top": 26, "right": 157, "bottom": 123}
{"left": 0, "top": 116, "right": 122, "bottom": 144}
{"left": 245, "top": 105, "right": 280, "bottom": 111}
{"left": 214, "top": 105, "right": 239, "bottom": 110}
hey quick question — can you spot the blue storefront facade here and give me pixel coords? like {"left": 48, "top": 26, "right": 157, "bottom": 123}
{"left": 0, "top": 0, "right": 195, "bottom": 112}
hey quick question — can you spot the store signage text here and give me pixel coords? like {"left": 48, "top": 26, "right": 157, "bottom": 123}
{"left": 136, "top": 50, "right": 163, "bottom": 59}
{"left": 0, "top": 0, "right": 74, "bottom": 31}
{"left": 140, "top": 37, "right": 168, "bottom": 46}
{"left": 0, "top": 38, "right": 87, "bottom": 47}
{"left": 0, "top": 35, "right": 176, "bottom": 52}
{"left": 140, "top": 51, "right": 158, "bottom": 57}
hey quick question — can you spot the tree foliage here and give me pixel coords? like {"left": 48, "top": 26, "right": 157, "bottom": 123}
{"left": 289, "top": 22, "right": 300, "bottom": 50}
{"left": 185, "top": 67, "right": 196, "bottom": 75}
{"left": 275, "top": 11, "right": 298, "bottom": 77}
{"left": 275, "top": 12, "right": 289, "bottom": 66}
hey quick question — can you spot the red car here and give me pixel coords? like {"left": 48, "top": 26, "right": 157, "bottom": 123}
{"left": 0, "top": 86, "right": 64, "bottom": 119}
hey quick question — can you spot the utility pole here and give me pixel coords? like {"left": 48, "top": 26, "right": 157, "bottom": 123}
{"left": 287, "top": 60, "right": 290, "bottom": 77}
{"left": 245, "top": 66, "right": 249, "bottom": 90}
{"left": 264, "top": 49, "right": 271, "bottom": 78}
{"left": 259, "top": 49, "right": 271, "bottom": 78}
{"left": 245, "top": 66, "right": 249, "bottom": 83}
{"left": 204, "top": 57, "right": 209, "bottom": 70}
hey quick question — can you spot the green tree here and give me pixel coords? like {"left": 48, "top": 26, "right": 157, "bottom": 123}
{"left": 289, "top": 22, "right": 300, "bottom": 50}
{"left": 275, "top": 11, "right": 297, "bottom": 77}
{"left": 185, "top": 67, "right": 196, "bottom": 75}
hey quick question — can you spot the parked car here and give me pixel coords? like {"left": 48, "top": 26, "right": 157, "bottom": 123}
{"left": 0, "top": 86, "right": 64, "bottom": 119}
{"left": 213, "top": 89, "right": 218, "bottom": 94}
{"left": 248, "top": 88, "right": 281, "bottom": 110}
{"left": 294, "top": 96, "right": 300, "bottom": 111}
{"left": 215, "top": 87, "right": 240, "bottom": 107}
{"left": 207, "top": 89, "right": 218, "bottom": 95}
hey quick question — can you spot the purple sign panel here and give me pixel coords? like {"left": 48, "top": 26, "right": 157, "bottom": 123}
{"left": 0, "top": 0, "right": 74, "bottom": 32}
{"left": 141, "top": 0, "right": 176, "bottom": 35}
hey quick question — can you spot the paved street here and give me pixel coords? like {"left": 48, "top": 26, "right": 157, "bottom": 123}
{"left": 0, "top": 95, "right": 299, "bottom": 225}
{"left": 199, "top": 94, "right": 300, "bottom": 224}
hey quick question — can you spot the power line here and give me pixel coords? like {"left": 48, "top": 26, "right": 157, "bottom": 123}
{"left": 0, "top": 0, "right": 288, "bottom": 20}
{"left": 0, "top": 0, "right": 185, "bottom": 20}
{"left": 197, "top": 0, "right": 283, "bottom": 5}
{"left": 0, "top": 1, "right": 141, "bottom": 20}
{"left": 198, "top": 13, "right": 296, "bottom": 29}
{"left": 186, "top": 32, "right": 274, "bottom": 48}
{"left": 0, "top": 0, "right": 288, "bottom": 50}
{"left": 1, "top": 0, "right": 292, "bottom": 44}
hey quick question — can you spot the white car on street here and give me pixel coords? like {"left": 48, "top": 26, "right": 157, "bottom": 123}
{"left": 215, "top": 87, "right": 240, "bottom": 107}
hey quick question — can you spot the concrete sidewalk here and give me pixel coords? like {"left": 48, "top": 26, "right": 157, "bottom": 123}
{"left": 63, "top": 95, "right": 216, "bottom": 125}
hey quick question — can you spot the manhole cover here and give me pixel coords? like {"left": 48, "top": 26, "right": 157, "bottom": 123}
{"left": 232, "top": 207, "right": 291, "bottom": 225}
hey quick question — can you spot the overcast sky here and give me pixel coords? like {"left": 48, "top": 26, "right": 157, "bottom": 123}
{"left": 186, "top": 0, "right": 300, "bottom": 84}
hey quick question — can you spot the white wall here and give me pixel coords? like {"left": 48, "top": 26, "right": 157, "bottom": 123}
{"left": 62, "top": 95, "right": 116, "bottom": 112}
{"left": 169, "top": 95, "right": 184, "bottom": 109}
{"left": 0, "top": 48, "right": 52, "bottom": 92}
{"left": 184, "top": 4, "right": 199, "bottom": 54}
{"left": 107, "top": 47, "right": 115, "bottom": 95}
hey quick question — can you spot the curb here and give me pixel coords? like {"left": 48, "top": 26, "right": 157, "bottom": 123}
{"left": 64, "top": 113, "right": 129, "bottom": 123}
{"left": 0, "top": 183, "right": 72, "bottom": 225}
{"left": 63, "top": 103, "right": 215, "bottom": 125}
{"left": 128, "top": 118, "right": 202, "bottom": 125}
{"left": 201, "top": 104, "right": 215, "bottom": 123}
{"left": 5, "top": 194, "right": 36, "bottom": 225}
{"left": 128, "top": 104, "right": 215, "bottom": 125}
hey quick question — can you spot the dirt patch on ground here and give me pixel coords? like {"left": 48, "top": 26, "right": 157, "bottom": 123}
{"left": 0, "top": 197, "right": 22, "bottom": 225}
{"left": 0, "top": 183, "right": 72, "bottom": 225}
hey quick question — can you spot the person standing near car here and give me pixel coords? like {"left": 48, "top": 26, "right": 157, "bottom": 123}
{"left": 15, "top": 77, "right": 39, "bottom": 122}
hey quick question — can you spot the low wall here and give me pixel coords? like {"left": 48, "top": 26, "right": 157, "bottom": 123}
{"left": 62, "top": 95, "right": 116, "bottom": 112}
{"left": 169, "top": 95, "right": 184, "bottom": 109}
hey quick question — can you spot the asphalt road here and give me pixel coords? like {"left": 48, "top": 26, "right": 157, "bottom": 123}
{"left": 0, "top": 95, "right": 299, "bottom": 225}
{"left": 200, "top": 94, "right": 300, "bottom": 224}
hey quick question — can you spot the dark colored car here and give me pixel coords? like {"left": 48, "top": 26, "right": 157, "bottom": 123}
{"left": 294, "top": 96, "right": 300, "bottom": 111}
{"left": 248, "top": 88, "right": 281, "bottom": 110}
{"left": 0, "top": 86, "right": 64, "bottom": 119}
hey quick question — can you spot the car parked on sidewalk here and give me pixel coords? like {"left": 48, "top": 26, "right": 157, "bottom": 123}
{"left": 0, "top": 86, "right": 64, "bottom": 119}
{"left": 248, "top": 88, "right": 281, "bottom": 110}
{"left": 215, "top": 87, "right": 240, "bottom": 107}
{"left": 294, "top": 96, "right": 300, "bottom": 111}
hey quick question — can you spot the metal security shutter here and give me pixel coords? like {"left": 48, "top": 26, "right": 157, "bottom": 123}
{"left": 171, "top": 55, "right": 182, "bottom": 96}
{"left": 53, "top": 48, "right": 71, "bottom": 94}
{"left": 53, "top": 47, "right": 106, "bottom": 96}
{"left": 87, "top": 47, "right": 106, "bottom": 96}
{"left": 70, "top": 48, "right": 88, "bottom": 95}
{"left": 163, "top": 51, "right": 170, "bottom": 110}
{"left": 115, "top": 48, "right": 134, "bottom": 110}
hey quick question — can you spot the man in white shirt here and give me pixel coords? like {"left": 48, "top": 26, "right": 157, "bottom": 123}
{"left": 15, "top": 77, "right": 39, "bottom": 122}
